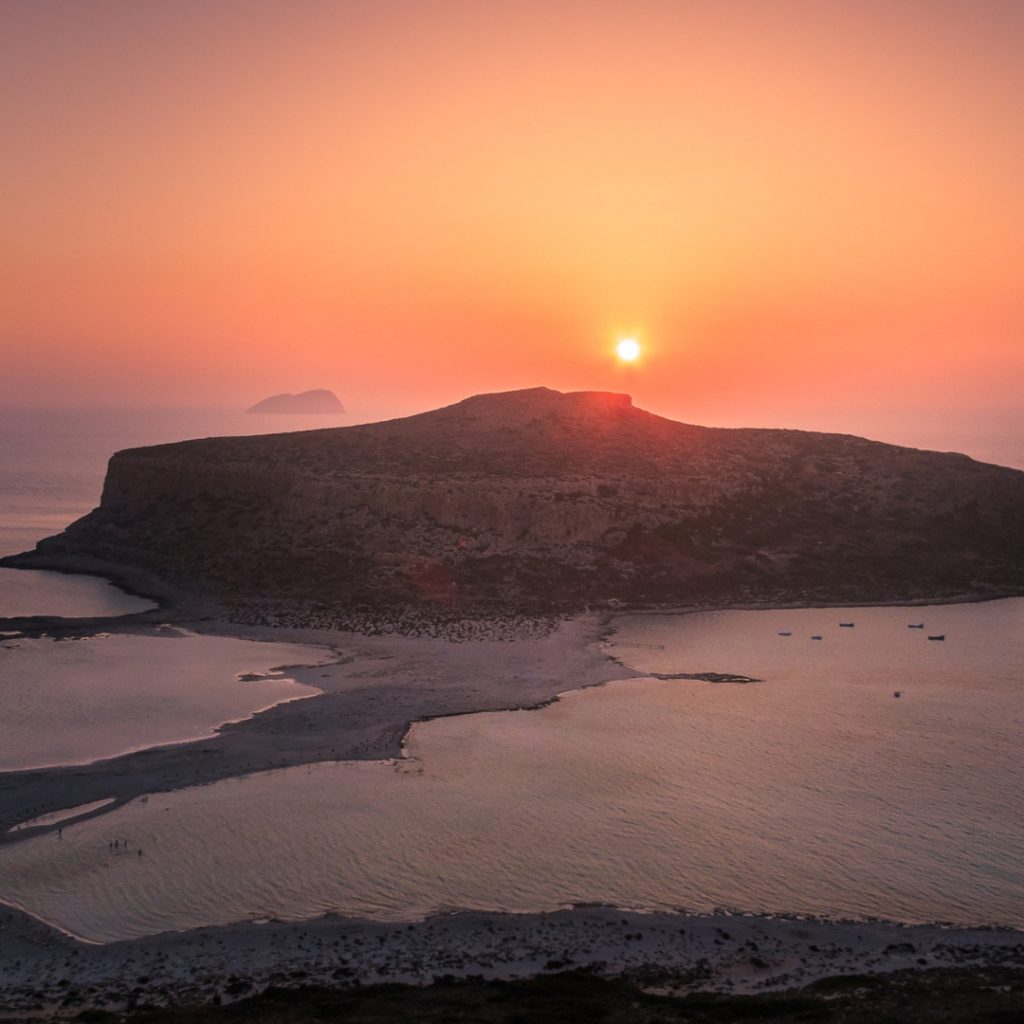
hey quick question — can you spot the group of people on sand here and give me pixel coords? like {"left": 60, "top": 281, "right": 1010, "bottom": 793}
{"left": 107, "top": 837, "right": 143, "bottom": 857}
{"left": 54, "top": 826, "right": 144, "bottom": 856}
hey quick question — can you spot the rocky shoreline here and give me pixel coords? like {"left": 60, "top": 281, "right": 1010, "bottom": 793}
{"left": 2, "top": 902, "right": 1023, "bottom": 1020}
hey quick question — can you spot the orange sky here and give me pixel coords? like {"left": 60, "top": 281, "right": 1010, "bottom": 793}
{"left": 1, "top": 0, "right": 1022, "bottom": 429}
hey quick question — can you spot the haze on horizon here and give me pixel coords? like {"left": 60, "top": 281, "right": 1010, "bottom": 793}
{"left": 1, "top": 0, "right": 1022, "bottom": 437}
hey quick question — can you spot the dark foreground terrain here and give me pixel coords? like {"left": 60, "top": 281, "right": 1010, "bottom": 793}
{"left": 47, "top": 969, "right": 1024, "bottom": 1024}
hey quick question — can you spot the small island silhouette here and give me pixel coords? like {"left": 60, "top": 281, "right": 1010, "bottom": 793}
{"left": 246, "top": 389, "right": 344, "bottom": 414}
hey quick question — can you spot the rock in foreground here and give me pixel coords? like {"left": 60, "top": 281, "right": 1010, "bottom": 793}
{"left": 7, "top": 388, "right": 1024, "bottom": 621}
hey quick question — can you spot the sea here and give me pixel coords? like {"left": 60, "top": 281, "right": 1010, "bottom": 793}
{"left": 1, "top": 599, "right": 1022, "bottom": 943}
{"left": 0, "top": 407, "right": 348, "bottom": 615}
{"left": 0, "top": 630, "right": 325, "bottom": 772}
{"left": 0, "top": 407, "right": 1022, "bottom": 942}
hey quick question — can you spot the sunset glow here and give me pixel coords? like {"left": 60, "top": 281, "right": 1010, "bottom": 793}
{"left": 1, "top": 1, "right": 1023, "bottom": 431}
{"left": 617, "top": 339, "right": 641, "bottom": 363}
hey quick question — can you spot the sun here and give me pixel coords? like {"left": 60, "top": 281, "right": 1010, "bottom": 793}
{"left": 616, "top": 338, "right": 641, "bottom": 362}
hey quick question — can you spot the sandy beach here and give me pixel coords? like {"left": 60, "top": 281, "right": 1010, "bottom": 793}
{"left": 6, "top": 577, "right": 1021, "bottom": 845}
{"left": 0, "top": 612, "right": 634, "bottom": 841}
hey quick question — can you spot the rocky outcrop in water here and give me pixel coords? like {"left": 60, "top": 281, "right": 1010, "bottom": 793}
{"left": 246, "top": 389, "right": 344, "bottom": 414}
{"left": 6, "top": 388, "right": 1024, "bottom": 620}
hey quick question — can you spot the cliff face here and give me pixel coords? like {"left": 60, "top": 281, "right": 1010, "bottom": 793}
{"left": 10, "top": 388, "right": 1024, "bottom": 618}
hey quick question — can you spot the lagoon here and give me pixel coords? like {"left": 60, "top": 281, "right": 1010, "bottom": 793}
{"left": 0, "top": 629, "right": 327, "bottom": 771}
{"left": 2, "top": 600, "right": 1020, "bottom": 943}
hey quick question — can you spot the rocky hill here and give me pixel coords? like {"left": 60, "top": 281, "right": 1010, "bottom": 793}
{"left": 6, "top": 388, "right": 1024, "bottom": 621}
{"left": 246, "top": 389, "right": 344, "bottom": 414}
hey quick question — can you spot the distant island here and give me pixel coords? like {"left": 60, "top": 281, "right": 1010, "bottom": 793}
{"left": 246, "top": 389, "right": 344, "bottom": 414}
{"left": 6, "top": 387, "right": 1024, "bottom": 624}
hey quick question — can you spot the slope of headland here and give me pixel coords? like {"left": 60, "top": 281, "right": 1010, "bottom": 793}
{"left": 5, "top": 387, "right": 1024, "bottom": 625}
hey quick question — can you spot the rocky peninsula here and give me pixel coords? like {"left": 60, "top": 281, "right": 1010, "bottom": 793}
{"left": 4, "top": 387, "right": 1023, "bottom": 625}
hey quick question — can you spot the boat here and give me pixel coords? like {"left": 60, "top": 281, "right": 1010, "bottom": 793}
{"left": 777, "top": 631, "right": 792, "bottom": 636}
{"left": 908, "top": 623, "right": 924, "bottom": 629}
{"left": 839, "top": 622, "right": 854, "bottom": 627}
{"left": 811, "top": 635, "right": 823, "bottom": 640}
{"left": 894, "top": 690, "right": 901, "bottom": 698}
{"left": 927, "top": 634, "right": 945, "bottom": 641}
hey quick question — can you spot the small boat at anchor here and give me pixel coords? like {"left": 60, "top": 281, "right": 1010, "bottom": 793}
{"left": 908, "top": 623, "right": 924, "bottom": 629}
{"left": 839, "top": 622, "right": 855, "bottom": 628}
{"left": 811, "top": 635, "right": 823, "bottom": 640}
{"left": 778, "top": 631, "right": 792, "bottom": 636}
{"left": 927, "top": 634, "right": 945, "bottom": 641}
